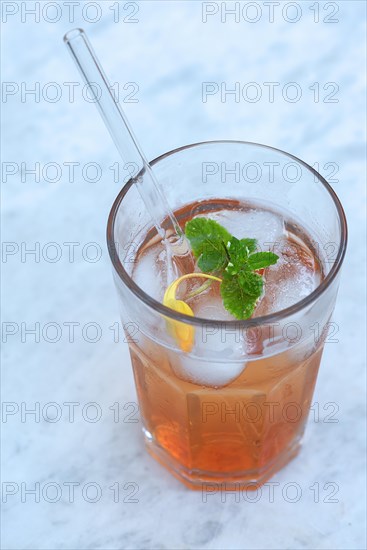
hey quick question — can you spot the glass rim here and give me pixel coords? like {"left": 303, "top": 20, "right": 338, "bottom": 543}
{"left": 107, "top": 140, "right": 347, "bottom": 328}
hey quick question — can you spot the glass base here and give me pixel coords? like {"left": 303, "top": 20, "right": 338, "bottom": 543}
{"left": 144, "top": 431, "right": 302, "bottom": 490}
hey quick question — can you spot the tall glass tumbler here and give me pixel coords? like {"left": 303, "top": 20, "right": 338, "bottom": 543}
{"left": 107, "top": 141, "right": 347, "bottom": 489}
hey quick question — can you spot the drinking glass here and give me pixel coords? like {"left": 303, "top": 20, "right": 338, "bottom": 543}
{"left": 107, "top": 141, "right": 347, "bottom": 488}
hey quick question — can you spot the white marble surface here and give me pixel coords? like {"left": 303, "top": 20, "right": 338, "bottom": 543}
{"left": 1, "top": 1, "right": 366, "bottom": 549}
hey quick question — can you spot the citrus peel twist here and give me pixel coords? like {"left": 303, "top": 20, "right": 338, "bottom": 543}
{"left": 163, "top": 273, "right": 222, "bottom": 352}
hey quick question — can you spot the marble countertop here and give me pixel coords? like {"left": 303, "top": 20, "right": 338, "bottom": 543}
{"left": 1, "top": 1, "right": 366, "bottom": 549}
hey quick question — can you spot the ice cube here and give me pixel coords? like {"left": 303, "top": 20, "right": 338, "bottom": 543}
{"left": 132, "top": 245, "right": 167, "bottom": 301}
{"left": 191, "top": 295, "right": 234, "bottom": 321}
{"left": 192, "top": 297, "right": 243, "bottom": 356}
{"left": 206, "top": 208, "right": 285, "bottom": 249}
{"left": 170, "top": 352, "right": 246, "bottom": 387}
{"left": 168, "top": 295, "right": 248, "bottom": 387}
{"left": 255, "top": 236, "right": 321, "bottom": 316}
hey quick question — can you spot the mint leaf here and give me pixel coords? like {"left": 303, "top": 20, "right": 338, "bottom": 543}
{"left": 239, "top": 238, "right": 257, "bottom": 255}
{"left": 185, "top": 216, "right": 280, "bottom": 320}
{"left": 221, "top": 270, "right": 263, "bottom": 319}
{"left": 238, "top": 269, "right": 264, "bottom": 297}
{"left": 226, "top": 237, "right": 259, "bottom": 275}
{"left": 185, "top": 218, "right": 231, "bottom": 272}
{"left": 226, "top": 237, "right": 250, "bottom": 273}
{"left": 247, "top": 251, "right": 279, "bottom": 271}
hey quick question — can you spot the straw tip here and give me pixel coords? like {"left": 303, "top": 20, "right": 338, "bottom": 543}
{"left": 63, "top": 28, "right": 85, "bottom": 44}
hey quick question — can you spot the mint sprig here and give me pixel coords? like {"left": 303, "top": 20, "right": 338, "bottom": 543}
{"left": 185, "top": 217, "right": 279, "bottom": 320}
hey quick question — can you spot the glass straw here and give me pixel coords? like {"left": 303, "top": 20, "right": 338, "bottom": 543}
{"left": 63, "top": 28, "right": 192, "bottom": 277}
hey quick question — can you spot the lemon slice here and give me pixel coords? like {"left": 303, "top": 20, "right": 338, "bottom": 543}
{"left": 163, "top": 273, "right": 222, "bottom": 352}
